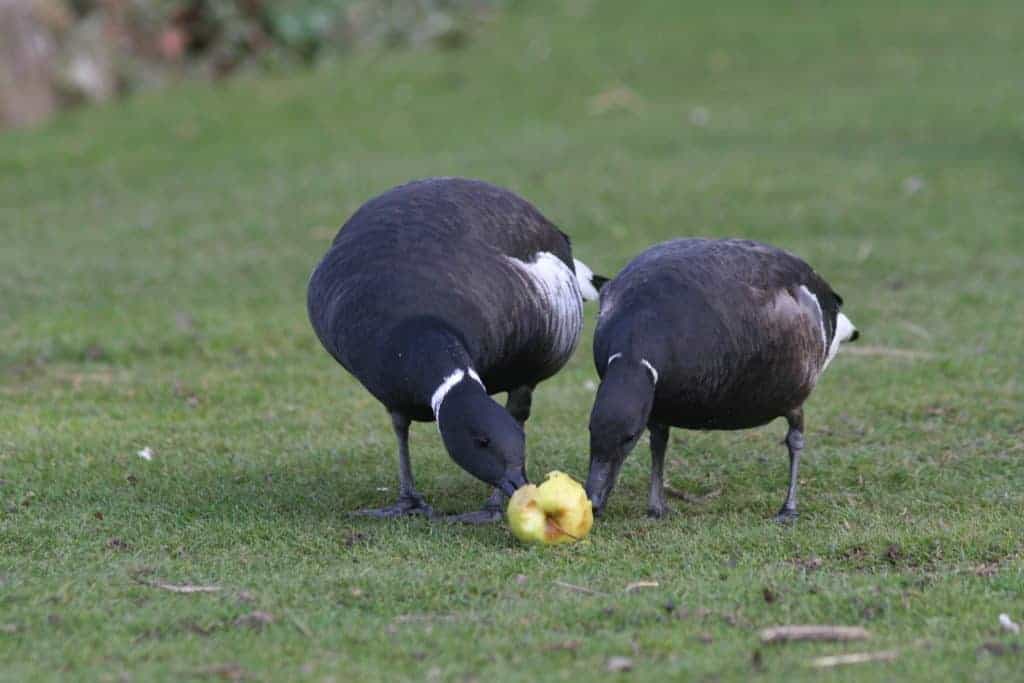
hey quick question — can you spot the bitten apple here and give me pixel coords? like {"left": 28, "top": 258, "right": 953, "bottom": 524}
{"left": 506, "top": 471, "right": 594, "bottom": 545}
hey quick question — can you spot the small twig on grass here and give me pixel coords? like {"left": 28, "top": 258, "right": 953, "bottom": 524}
{"left": 899, "top": 321, "right": 933, "bottom": 340}
{"left": 554, "top": 580, "right": 607, "bottom": 596}
{"left": 844, "top": 345, "right": 937, "bottom": 361}
{"left": 284, "top": 609, "right": 313, "bottom": 638}
{"left": 760, "top": 625, "right": 870, "bottom": 644}
{"left": 811, "top": 650, "right": 899, "bottom": 668}
{"left": 185, "top": 663, "right": 249, "bottom": 680}
{"left": 136, "top": 579, "right": 221, "bottom": 594}
{"left": 542, "top": 639, "right": 582, "bottom": 652}
{"left": 664, "top": 486, "right": 722, "bottom": 504}
{"left": 393, "top": 613, "right": 461, "bottom": 624}
{"left": 624, "top": 581, "right": 660, "bottom": 593}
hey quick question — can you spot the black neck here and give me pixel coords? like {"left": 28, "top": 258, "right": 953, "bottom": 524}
{"left": 603, "top": 355, "right": 657, "bottom": 405}
{"left": 589, "top": 354, "right": 657, "bottom": 459}
{"left": 384, "top": 317, "right": 477, "bottom": 406}
{"left": 598, "top": 311, "right": 668, "bottom": 377}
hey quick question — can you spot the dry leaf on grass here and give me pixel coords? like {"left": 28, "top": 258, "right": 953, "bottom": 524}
{"left": 792, "top": 556, "right": 824, "bottom": 571}
{"left": 606, "top": 656, "right": 633, "bottom": 672}
{"left": 188, "top": 663, "right": 249, "bottom": 680}
{"left": 999, "top": 613, "right": 1021, "bottom": 635}
{"left": 972, "top": 562, "right": 999, "bottom": 577}
{"left": 234, "top": 612, "right": 274, "bottom": 630}
{"left": 689, "top": 106, "right": 711, "bottom": 126}
{"left": 978, "top": 642, "right": 1022, "bottom": 656}
{"left": 902, "top": 176, "right": 926, "bottom": 196}
{"left": 587, "top": 85, "right": 644, "bottom": 116}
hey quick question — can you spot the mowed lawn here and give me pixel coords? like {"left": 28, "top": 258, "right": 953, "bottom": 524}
{"left": 2, "top": 1, "right": 1023, "bottom": 680}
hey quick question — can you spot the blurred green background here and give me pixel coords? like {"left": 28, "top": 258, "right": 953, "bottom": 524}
{"left": 2, "top": 1, "right": 1022, "bottom": 681}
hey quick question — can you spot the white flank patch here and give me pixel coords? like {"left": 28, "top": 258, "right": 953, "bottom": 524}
{"left": 137, "top": 447, "right": 153, "bottom": 461}
{"left": 641, "top": 359, "right": 659, "bottom": 385}
{"left": 824, "top": 312, "right": 857, "bottom": 370}
{"left": 799, "top": 285, "right": 828, "bottom": 357}
{"left": 431, "top": 368, "right": 485, "bottom": 418}
{"left": 607, "top": 352, "right": 622, "bottom": 365}
{"left": 507, "top": 252, "right": 584, "bottom": 361}
{"left": 573, "top": 259, "right": 600, "bottom": 302}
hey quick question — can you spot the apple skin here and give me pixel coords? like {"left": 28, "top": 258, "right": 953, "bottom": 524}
{"left": 507, "top": 471, "right": 594, "bottom": 545}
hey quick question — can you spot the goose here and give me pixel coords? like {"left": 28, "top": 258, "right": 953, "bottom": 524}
{"left": 583, "top": 238, "right": 858, "bottom": 521}
{"left": 307, "top": 178, "right": 604, "bottom": 523}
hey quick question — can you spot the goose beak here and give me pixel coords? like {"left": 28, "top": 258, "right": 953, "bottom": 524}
{"left": 498, "top": 468, "right": 528, "bottom": 497}
{"left": 584, "top": 460, "right": 616, "bottom": 517}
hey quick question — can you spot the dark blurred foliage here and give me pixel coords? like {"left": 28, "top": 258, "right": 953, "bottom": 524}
{"left": 0, "top": 0, "right": 501, "bottom": 129}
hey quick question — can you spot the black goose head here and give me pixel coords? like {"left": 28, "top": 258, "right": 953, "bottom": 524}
{"left": 585, "top": 356, "right": 657, "bottom": 515}
{"left": 437, "top": 375, "right": 527, "bottom": 496}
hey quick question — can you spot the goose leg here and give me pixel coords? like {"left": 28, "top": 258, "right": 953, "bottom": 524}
{"left": 447, "top": 385, "right": 534, "bottom": 524}
{"left": 774, "top": 408, "right": 804, "bottom": 523}
{"left": 356, "top": 410, "right": 433, "bottom": 518}
{"left": 647, "top": 423, "right": 671, "bottom": 518}
{"left": 504, "top": 384, "right": 535, "bottom": 427}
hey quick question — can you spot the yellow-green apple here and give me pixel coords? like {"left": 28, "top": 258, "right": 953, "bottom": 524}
{"left": 506, "top": 471, "right": 593, "bottom": 545}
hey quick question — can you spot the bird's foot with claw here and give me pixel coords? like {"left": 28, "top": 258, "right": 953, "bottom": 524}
{"left": 773, "top": 507, "right": 799, "bottom": 524}
{"left": 647, "top": 502, "right": 672, "bottom": 519}
{"left": 445, "top": 505, "right": 504, "bottom": 525}
{"left": 355, "top": 492, "right": 433, "bottom": 518}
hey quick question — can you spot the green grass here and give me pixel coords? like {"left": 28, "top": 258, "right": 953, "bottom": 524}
{"left": 2, "top": 0, "right": 1023, "bottom": 680}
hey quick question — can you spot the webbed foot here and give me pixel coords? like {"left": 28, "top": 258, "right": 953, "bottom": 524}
{"left": 647, "top": 502, "right": 673, "bottom": 519}
{"left": 355, "top": 492, "right": 433, "bottom": 518}
{"left": 773, "top": 507, "right": 799, "bottom": 524}
{"left": 444, "top": 505, "right": 504, "bottom": 525}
